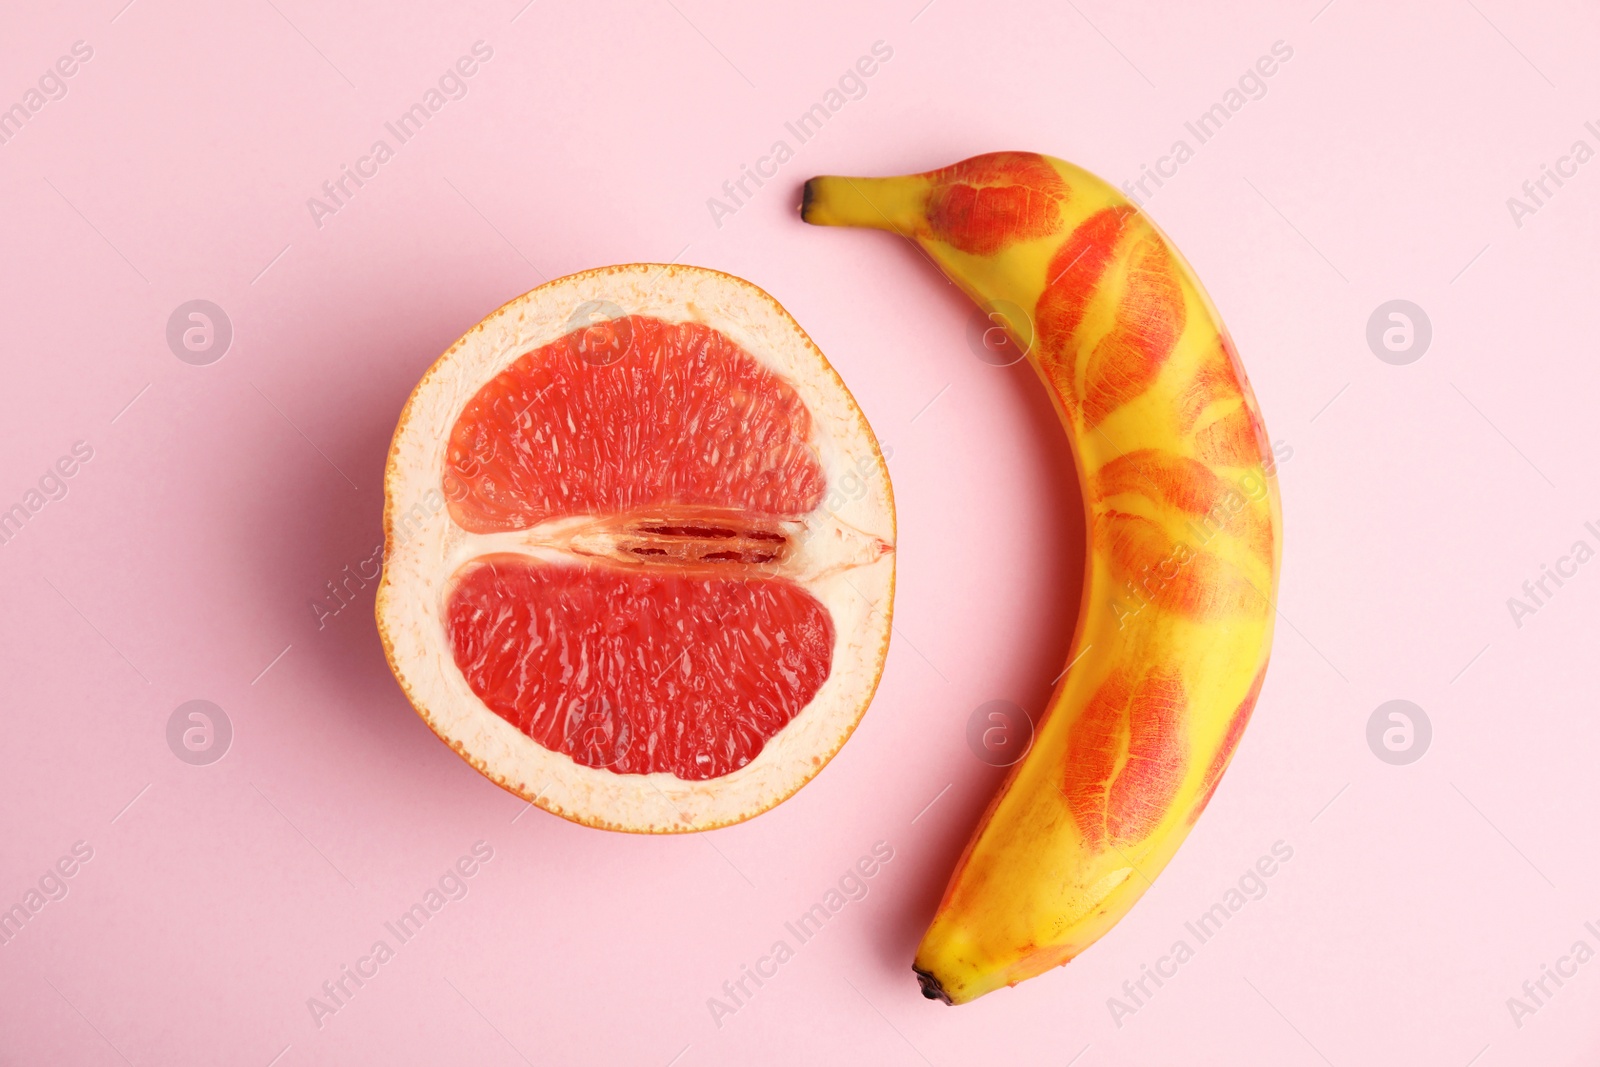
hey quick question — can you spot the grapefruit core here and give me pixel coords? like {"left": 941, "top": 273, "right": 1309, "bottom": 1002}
{"left": 376, "top": 264, "right": 896, "bottom": 832}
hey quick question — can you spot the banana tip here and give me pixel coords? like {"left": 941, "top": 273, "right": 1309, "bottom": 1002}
{"left": 799, "top": 178, "right": 820, "bottom": 224}
{"left": 913, "top": 966, "right": 953, "bottom": 1005}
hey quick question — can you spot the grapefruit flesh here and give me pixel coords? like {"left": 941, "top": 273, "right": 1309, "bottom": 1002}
{"left": 376, "top": 264, "right": 895, "bottom": 832}
{"left": 444, "top": 316, "right": 828, "bottom": 531}
{"left": 446, "top": 558, "right": 834, "bottom": 780}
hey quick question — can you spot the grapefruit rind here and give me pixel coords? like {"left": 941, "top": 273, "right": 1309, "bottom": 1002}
{"left": 376, "top": 264, "right": 895, "bottom": 833}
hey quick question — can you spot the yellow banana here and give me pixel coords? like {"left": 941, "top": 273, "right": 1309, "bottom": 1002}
{"left": 802, "top": 153, "right": 1282, "bottom": 1004}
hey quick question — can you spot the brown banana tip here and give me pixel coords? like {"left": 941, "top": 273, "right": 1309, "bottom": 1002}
{"left": 914, "top": 966, "right": 953, "bottom": 1004}
{"left": 799, "top": 178, "right": 819, "bottom": 223}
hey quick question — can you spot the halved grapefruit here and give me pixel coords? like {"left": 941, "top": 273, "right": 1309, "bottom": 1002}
{"left": 376, "top": 264, "right": 895, "bottom": 832}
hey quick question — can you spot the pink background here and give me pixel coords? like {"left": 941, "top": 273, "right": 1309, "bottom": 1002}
{"left": 2, "top": 0, "right": 1597, "bottom": 1063}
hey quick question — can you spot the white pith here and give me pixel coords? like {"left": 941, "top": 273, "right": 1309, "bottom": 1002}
{"left": 376, "top": 264, "right": 895, "bottom": 833}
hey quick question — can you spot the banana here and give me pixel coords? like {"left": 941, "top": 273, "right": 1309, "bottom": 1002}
{"left": 802, "top": 153, "right": 1282, "bottom": 1004}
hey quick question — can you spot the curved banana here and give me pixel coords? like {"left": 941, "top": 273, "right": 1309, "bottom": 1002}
{"left": 802, "top": 153, "right": 1282, "bottom": 1004}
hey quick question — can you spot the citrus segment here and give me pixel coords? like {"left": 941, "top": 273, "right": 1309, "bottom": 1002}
{"left": 446, "top": 557, "right": 834, "bottom": 780}
{"left": 445, "top": 316, "right": 827, "bottom": 533}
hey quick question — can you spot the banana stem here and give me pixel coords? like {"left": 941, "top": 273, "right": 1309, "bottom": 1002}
{"left": 801, "top": 175, "right": 927, "bottom": 235}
